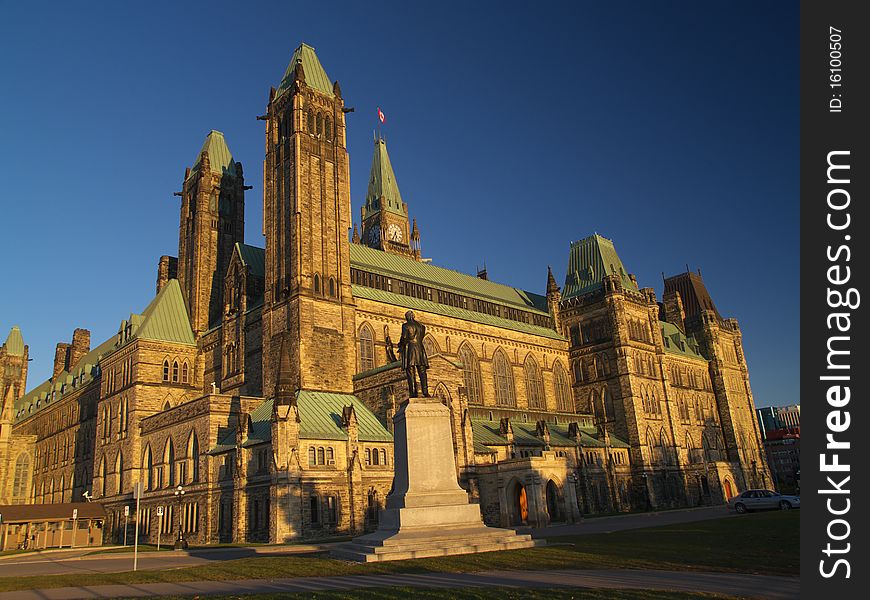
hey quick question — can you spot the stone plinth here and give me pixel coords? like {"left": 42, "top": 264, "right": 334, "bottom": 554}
{"left": 332, "top": 397, "right": 539, "bottom": 562}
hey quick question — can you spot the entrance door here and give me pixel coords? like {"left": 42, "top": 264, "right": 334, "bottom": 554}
{"left": 511, "top": 482, "right": 528, "bottom": 525}
{"left": 724, "top": 479, "right": 734, "bottom": 500}
{"left": 545, "top": 480, "right": 561, "bottom": 523}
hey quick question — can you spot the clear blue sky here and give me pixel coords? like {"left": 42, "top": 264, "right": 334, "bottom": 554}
{"left": 0, "top": 1, "right": 797, "bottom": 408}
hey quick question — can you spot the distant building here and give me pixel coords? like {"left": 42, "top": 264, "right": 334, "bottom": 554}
{"left": 755, "top": 404, "right": 800, "bottom": 493}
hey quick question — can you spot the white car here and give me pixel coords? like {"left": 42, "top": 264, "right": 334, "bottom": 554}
{"left": 728, "top": 489, "right": 800, "bottom": 513}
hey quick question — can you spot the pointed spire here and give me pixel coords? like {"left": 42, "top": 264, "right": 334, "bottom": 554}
{"left": 191, "top": 130, "right": 237, "bottom": 177}
{"left": 274, "top": 334, "right": 295, "bottom": 406}
{"left": 411, "top": 218, "right": 420, "bottom": 240}
{"left": 277, "top": 43, "right": 334, "bottom": 98}
{"left": 351, "top": 224, "right": 360, "bottom": 244}
{"left": 546, "top": 266, "right": 560, "bottom": 296}
{"left": 3, "top": 326, "right": 25, "bottom": 357}
{"left": 364, "top": 138, "right": 405, "bottom": 218}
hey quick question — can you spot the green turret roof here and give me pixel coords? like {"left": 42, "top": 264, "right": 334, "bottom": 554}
{"left": 134, "top": 279, "right": 196, "bottom": 346}
{"left": 3, "top": 326, "right": 24, "bottom": 356}
{"left": 562, "top": 234, "right": 638, "bottom": 299}
{"left": 364, "top": 138, "right": 406, "bottom": 219}
{"left": 191, "top": 130, "right": 237, "bottom": 177}
{"left": 277, "top": 43, "right": 334, "bottom": 98}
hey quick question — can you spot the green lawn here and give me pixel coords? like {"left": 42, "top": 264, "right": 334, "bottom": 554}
{"left": 0, "top": 511, "right": 798, "bottom": 594}
{"left": 119, "top": 587, "right": 739, "bottom": 600}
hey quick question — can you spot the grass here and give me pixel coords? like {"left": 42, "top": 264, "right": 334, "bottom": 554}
{"left": 85, "top": 537, "right": 351, "bottom": 555}
{"left": 119, "top": 587, "right": 741, "bottom": 600}
{"left": 0, "top": 511, "right": 797, "bottom": 593}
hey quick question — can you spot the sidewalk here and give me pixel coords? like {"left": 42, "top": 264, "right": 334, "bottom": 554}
{"left": 0, "top": 568, "right": 800, "bottom": 600}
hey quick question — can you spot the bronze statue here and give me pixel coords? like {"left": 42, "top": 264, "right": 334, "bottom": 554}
{"left": 398, "top": 310, "right": 429, "bottom": 397}
{"left": 384, "top": 325, "right": 398, "bottom": 363}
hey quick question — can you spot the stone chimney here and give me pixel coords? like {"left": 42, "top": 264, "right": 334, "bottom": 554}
{"left": 156, "top": 255, "right": 179, "bottom": 295}
{"left": 53, "top": 343, "right": 71, "bottom": 379}
{"left": 69, "top": 328, "right": 91, "bottom": 369}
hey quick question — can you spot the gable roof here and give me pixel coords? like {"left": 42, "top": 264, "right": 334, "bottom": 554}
{"left": 236, "top": 243, "right": 266, "bottom": 278}
{"left": 277, "top": 43, "right": 334, "bottom": 98}
{"left": 132, "top": 279, "right": 196, "bottom": 346}
{"left": 562, "top": 234, "right": 638, "bottom": 299}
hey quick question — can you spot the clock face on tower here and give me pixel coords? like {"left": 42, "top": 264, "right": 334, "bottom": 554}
{"left": 387, "top": 223, "right": 403, "bottom": 243}
{"left": 367, "top": 224, "right": 380, "bottom": 245}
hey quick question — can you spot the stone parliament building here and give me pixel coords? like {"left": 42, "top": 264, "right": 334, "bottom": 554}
{"left": 0, "top": 44, "right": 771, "bottom": 545}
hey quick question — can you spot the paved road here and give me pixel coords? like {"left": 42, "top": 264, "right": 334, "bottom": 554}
{"left": 0, "top": 568, "right": 800, "bottom": 600}
{"left": 0, "top": 506, "right": 734, "bottom": 578}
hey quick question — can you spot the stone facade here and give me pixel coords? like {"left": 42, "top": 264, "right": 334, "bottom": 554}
{"left": 1, "top": 43, "right": 771, "bottom": 544}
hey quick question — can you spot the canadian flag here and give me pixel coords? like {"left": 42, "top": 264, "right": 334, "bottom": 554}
{"left": 377, "top": 107, "right": 386, "bottom": 124}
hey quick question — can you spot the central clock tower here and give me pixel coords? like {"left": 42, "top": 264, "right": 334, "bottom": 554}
{"left": 358, "top": 137, "right": 421, "bottom": 260}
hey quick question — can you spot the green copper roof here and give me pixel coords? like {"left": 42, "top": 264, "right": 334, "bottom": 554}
{"left": 277, "top": 43, "right": 334, "bottom": 98}
{"left": 191, "top": 130, "right": 237, "bottom": 177}
{"left": 134, "top": 279, "right": 196, "bottom": 346}
{"left": 349, "top": 244, "right": 549, "bottom": 315}
{"left": 471, "top": 419, "right": 629, "bottom": 449}
{"left": 364, "top": 138, "right": 406, "bottom": 219}
{"left": 562, "top": 234, "right": 638, "bottom": 299}
{"left": 660, "top": 320, "right": 707, "bottom": 361}
{"left": 212, "top": 391, "right": 392, "bottom": 452}
{"left": 3, "top": 326, "right": 24, "bottom": 356}
{"left": 353, "top": 285, "right": 563, "bottom": 340}
{"left": 236, "top": 243, "right": 265, "bottom": 278}
{"left": 297, "top": 391, "right": 392, "bottom": 442}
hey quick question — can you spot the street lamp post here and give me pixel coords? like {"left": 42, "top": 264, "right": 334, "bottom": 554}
{"left": 173, "top": 485, "right": 187, "bottom": 550}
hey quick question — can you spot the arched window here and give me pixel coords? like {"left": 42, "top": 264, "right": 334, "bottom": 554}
{"left": 188, "top": 431, "right": 200, "bottom": 482}
{"left": 358, "top": 324, "right": 375, "bottom": 372}
{"left": 423, "top": 335, "right": 438, "bottom": 358}
{"left": 163, "top": 360, "right": 170, "bottom": 382}
{"left": 458, "top": 344, "right": 483, "bottom": 405}
{"left": 115, "top": 451, "right": 123, "bottom": 494}
{"left": 602, "top": 387, "right": 615, "bottom": 418}
{"left": 143, "top": 445, "right": 154, "bottom": 490}
{"left": 313, "top": 273, "right": 321, "bottom": 294}
{"left": 317, "top": 447, "right": 325, "bottom": 465}
{"left": 365, "top": 448, "right": 372, "bottom": 465}
{"left": 554, "top": 362, "right": 572, "bottom": 412}
{"left": 326, "top": 447, "right": 334, "bottom": 465}
{"left": 328, "top": 277, "right": 336, "bottom": 297}
{"left": 172, "top": 361, "right": 179, "bottom": 383}
{"left": 165, "top": 438, "right": 175, "bottom": 487}
{"left": 316, "top": 112, "right": 323, "bottom": 135}
{"left": 492, "top": 349, "right": 516, "bottom": 407}
{"left": 308, "top": 447, "right": 316, "bottom": 466}
{"left": 379, "top": 449, "right": 387, "bottom": 465}
{"left": 12, "top": 453, "right": 31, "bottom": 501}
{"left": 372, "top": 447, "right": 380, "bottom": 465}
{"left": 307, "top": 110, "right": 315, "bottom": 133}
{"left": 325, "top": 116, "right": 332, "bottom": 140}
{"left": 660, "top": 430, "right": 671, "bottom": 465}
{"left": 523, "top": 355, "right": 545, "bottom": 409}
{"left": 573, "top": 360, "right": 583, "bottom": 384}
{"left": 182, "top": 362, "right": 189, "bottom": 384}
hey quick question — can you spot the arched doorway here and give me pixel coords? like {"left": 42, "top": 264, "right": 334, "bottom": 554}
{"left": 545, "top": 480, "right": 562, "bottom": 523}
{"left": 723, "top": 478, "right": 734, "bottom": 500}
{"left": 508, "top": 479, "right": 529, "bottom": 525}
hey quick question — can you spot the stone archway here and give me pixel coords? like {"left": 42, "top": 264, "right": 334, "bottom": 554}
{"left": 545, "top": 480, "right": 563, "bottom": 523}
{"left": 507, "top": 478, "right": 529, "bottom": 525}
{"left": 723, "top": 478, "right": 735, "bottom": 500}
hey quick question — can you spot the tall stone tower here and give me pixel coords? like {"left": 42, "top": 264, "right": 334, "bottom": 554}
{"left": 177, "top": 130, "right": 246, "bottom": 336}
{"left": 261, "top": 43, "right": 357, "bottom": 395}
{"left": 0, "top": 326, "right": 29, "bottom": 503}
{"left": 359, "top": 137, "right": 421, "bottom": 260}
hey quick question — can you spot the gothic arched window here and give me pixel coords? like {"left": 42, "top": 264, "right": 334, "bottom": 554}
{"left": 492, "top": 349, "right": 516, "bottom": 407}
{"left": 554, "top": 362, "right": 572, "bottom": 412}
{"left": 423, "top": 335, "right": 438, "bottom": 358}
{"left": 165, "top": 438, "right": 175, "bottom": 487}
{"left": 307, "top": 110, "right": 315, "bottom": 133}
{"left": 143, "top": 445, "right": 153, "bottom": 490}
{"left": 325, "top": 116, "right": 332, "bottom": 140}
{"left": 523, "top": 355, "right": 545, "bottom": 409}
{"left": 12, "top": 453, "right": 30, "bottom": 500}
{"left": 172, "top": 361, "right": 179, "bottom": 383}
{"left": 358, "top": 324, "right": 375, "bottom": 372}
{"left": 182, "top": 361, "right": 189, "bottom": 384}
{"left": 188, "top": 431, "right": 200, "bottom": 482}
{"left": 458, "top": 344, "right": 483, "bottom": 405}
{"left": 163, "top": 360, "right": 170, "bottom": 382}
{"left": 328, "top": 277, "right": 336, "bottom": 297}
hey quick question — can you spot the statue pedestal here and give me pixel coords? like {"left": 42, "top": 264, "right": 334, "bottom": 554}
{"left": 332, "top": 397, "right": 539, "bottom": 562}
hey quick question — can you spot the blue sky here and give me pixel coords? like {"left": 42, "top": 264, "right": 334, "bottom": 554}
{"left": 0, "top": 1, "right": 798, "bottom": 407}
